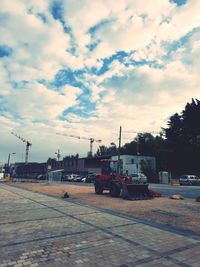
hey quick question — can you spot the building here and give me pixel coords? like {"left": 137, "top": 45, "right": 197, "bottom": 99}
{"left": 11, "top": 162, "right": 47, "bottom": 179}
{"left": 111, "top": 155, "right": 156, "bottom": 175}
{"left": 11, "top": 156, "right": 111, "bottom": 180}
{"left": 49, "top": 156, "right": 110, "bottom": 175}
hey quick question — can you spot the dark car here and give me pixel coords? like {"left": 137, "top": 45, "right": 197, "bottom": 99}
{"left": 179, "top": 175, "right": 200, "bottom": 186}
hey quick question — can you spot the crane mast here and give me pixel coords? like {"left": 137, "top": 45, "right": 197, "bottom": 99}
{"left": 11, "top": 132, "right": 32, "bottom": 163}
{"left": 56, "top": 133, "right": 101, "bottom": 157}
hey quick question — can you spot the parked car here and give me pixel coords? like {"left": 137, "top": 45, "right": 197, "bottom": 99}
{"left": 130, "top": 173, "right": 147, "bottom": 184}
{"left": 82, "top": 173, "right": 97, "bottom": 183}
{"left": 66, "top": 174, "right": 76, "bottom": 182}
{"left": 62, "top": 174, "right": 69, "bottom": 181}
{"left": 73, "top": 175, "right": 82, "bottom": 182}
{"left": 63, "top": 174, "right": 82, "bottom": 182}
{"left": 179, "top": 175, "right": 200, "bottom": 186}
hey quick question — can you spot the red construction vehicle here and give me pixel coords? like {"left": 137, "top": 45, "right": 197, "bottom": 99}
{"left": 94, "top": 159, "right": 153, "bottom": 200}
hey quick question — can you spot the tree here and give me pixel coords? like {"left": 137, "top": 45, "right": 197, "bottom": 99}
{"left": 47, "top": 158, "right": 56, "bottom": 165}
{"left": 164, "top": 99, "right": 200, "bottom": 146}
{"left": 140, "top": 160, "right": 157, "bottom": 183}
{"left": 182, "top": 99, "right": 200, "bottom": 145}
{"left": 95, "top": 143, "right": 118, "bottom": 157}
{"left": 164, "top": 113, "right": 184, "bottom": 144}
{"left": 94, "top": 99, "right": 200, "bottom": 175}
{"left": 163, "top": 99, "right": 200, "bottom": 174}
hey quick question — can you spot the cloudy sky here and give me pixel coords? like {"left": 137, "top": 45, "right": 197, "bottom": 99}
{"left": 0, "top": 0, "right": 200, "bottom": 164}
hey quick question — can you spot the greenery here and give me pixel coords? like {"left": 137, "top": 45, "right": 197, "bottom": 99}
{"left": 95, "top": 99, "right": 200, "bottom": 176}
{"left": 48, "top": 99, "right": 200, "bottom": 177}
{"left": 163, "top": 98, "right": 200, "bottom": 175}
{"left": 140, "top": 160, "right": 157, "bottom": 183}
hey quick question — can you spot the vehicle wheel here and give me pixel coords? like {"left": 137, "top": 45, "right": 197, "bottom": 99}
{"left": 110, "top": 182, "right": 121, "bottom": 197}
{"left": 94, "top": 180, "right": 103, "bottom": 194}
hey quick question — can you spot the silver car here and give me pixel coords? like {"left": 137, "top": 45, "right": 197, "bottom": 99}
{"left": 130, "top": 173, "right": 147, "bottom": 184}
{"left": 179, "top": 175, "right": 200, "bottom": 186}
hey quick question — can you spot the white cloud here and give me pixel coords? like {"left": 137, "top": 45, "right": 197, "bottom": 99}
{"left": 1, "top": 0, "right": 200, "bottom": 162}
{"left": 0, "top": 116, "right": 19, "bottom": 129}
{"left": 60, "top": 0, "right": 200, "bottom": 68}
{"left": 3, "top": 83, "right": 81, "bottom": 121}
{"left": 0, "top": 0, "right": 72, "bottom": 81}
{"left": 60, "top": 0, "right": 174, "bottom": 61}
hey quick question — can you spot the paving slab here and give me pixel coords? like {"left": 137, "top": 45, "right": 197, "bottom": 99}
{"left": 0, "top": 184, "right": 199, "bottom": 267}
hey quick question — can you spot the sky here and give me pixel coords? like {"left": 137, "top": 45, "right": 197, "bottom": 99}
{"left": 0, "top": 0, "right": 200, "bottom": 164}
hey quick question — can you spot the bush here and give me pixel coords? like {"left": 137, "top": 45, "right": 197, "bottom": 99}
{"left": 140, "top": 160, "right": 158, "bottom": 183}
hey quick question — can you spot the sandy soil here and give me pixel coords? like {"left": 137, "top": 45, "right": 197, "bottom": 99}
{"left": 10, "top": 182, "right": 200, "bottom": 233}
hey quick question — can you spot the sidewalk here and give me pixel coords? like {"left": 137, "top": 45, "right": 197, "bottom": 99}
{"left": 0, "top": 184, "right": 199, "bottom": 267}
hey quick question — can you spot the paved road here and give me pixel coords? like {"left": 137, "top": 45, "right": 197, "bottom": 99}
{"left": 149, "top": 184, "right": 200, "bottom": 199}
{"left": 61, "top": 181, "right": 200, "bottom": 199}
{"left": 0, "top": 184, "right": 200, "bottom": 267}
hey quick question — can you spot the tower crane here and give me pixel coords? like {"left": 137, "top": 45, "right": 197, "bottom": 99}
{"left": 56, "top": 133, "right": 102, "bottom": 157}
{"left": 11, "top": 132, "right": 32, "bottom": 163}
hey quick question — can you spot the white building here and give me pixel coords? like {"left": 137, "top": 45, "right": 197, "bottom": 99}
{"left": 111, "top": 155, "right": 156, "bottom": 175}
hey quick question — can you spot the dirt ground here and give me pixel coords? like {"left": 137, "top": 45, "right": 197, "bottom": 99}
{"left": 10, "top": 182, "right": 200, "bottom": 234}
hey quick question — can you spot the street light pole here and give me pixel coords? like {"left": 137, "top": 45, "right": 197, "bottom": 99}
{"left": 7, "top": 152, "right": 16, "bottom": 167}
{"left": 7, "top": 152, "right": 16, "bottom": 179}
{"left": 117, "top": 126, "right": 122, "bottom": 174}
{"left": 7, "top": 154, "right": 11, "bottom": 166}
{"left": 136, "top": 137, "right": 140, "bottom": 176}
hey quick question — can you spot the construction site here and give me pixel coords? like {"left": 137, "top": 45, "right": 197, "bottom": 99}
{"left": 0, "top": 176, "right": 200, "bottom": 267}
{"left": 1, "top": 129, "right": 200, "bottom": 266}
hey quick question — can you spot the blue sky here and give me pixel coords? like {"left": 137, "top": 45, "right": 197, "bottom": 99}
{"left": 1, "top": 0, "right": 200, "bottom": 163}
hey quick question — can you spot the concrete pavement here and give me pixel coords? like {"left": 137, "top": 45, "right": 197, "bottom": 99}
{"left": 149, "top": 184, "right": 200, "bottom": 199}
{"left": 0, "top": 183, "right": 199, "bottom": 267}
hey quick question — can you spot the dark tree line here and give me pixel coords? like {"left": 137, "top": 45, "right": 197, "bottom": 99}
{"left": 163, "top": 99, "right": 200, "bottom": 175}
{"left": 95, "top": 99, "right": 200, "bottom": 176}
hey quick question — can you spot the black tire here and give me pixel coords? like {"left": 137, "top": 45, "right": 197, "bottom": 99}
{"left": 110, "top": 182, "right": 121, "bottom": 197}
{"left": 94, "top": 180, "right": 103, "bottom": 194}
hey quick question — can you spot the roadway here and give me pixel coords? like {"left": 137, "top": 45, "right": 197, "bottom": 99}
{"left": 60, "top": 181, "right": 200, "bottom": 199}
{"left": 149, "top": 184, "right": 200, "bottom": 199}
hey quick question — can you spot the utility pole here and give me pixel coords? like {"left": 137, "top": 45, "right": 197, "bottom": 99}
{"left": 7, "top": 153, "right": 16, "bottom": 167}
{"left": 136, "top": 136, "right": 140, "bottom": 176}
{"left": 117, "top": 126, "right": 122, "bottom": 174}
